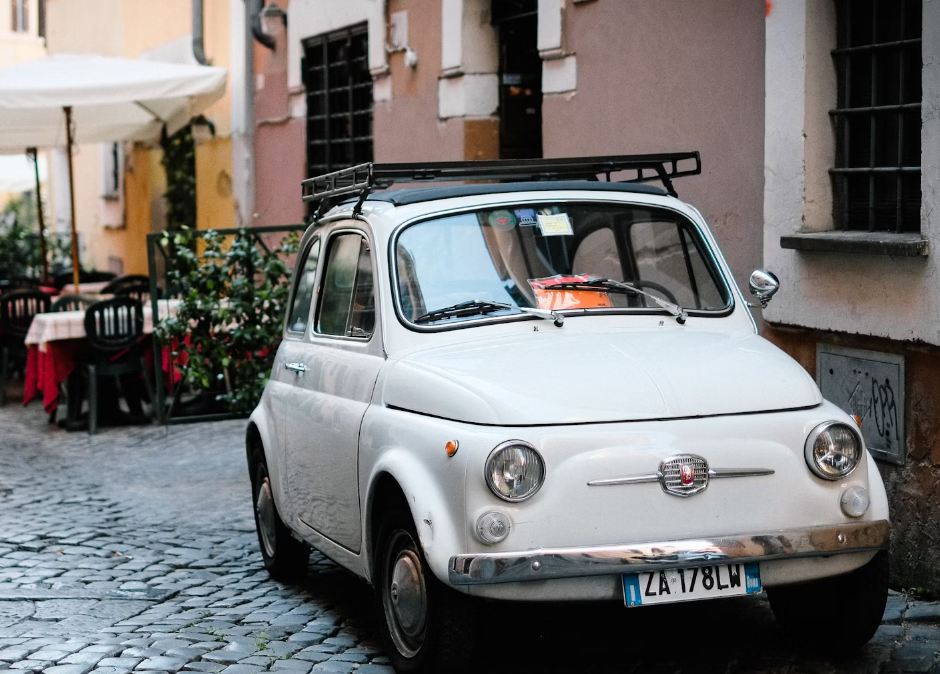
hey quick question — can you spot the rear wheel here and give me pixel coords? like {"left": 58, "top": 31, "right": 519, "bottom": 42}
{"left": 249, "top": 444, "right": 309, "bottom": 582}
{"left": 374, "top": 509, "right": 479, "bottom": 673}
{"left": 768, "top": 550, "right": 888, "bottom": 654}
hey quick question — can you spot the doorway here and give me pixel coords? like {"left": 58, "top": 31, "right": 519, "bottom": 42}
{"left": 492, "top": 0, "right": 543, "bottom": 159}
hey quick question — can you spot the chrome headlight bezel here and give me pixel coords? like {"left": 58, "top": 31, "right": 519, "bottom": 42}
{"left": 804, "top": 420, "right": 863, "bottom": 481}
{"left": 484, "top": 440, "right": 545, "bottom": 502}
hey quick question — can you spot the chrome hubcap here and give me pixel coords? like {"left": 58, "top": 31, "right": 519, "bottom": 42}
{"left": 382, "top": 530, "right": 428, "bottom": 658}
{"left": 256, "top": 477, "right": 277, "bottom": 558}
{"left": 390, "top": 549, "right": 427, "bottom": 636}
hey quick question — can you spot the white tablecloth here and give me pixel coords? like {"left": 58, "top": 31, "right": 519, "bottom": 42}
{"left": 25, "top": 299, "right": 179, "bottom": 351}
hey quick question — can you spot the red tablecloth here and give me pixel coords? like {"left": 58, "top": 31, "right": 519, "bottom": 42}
{"left": 23, "top": 340, "right": 83, "bottom": 414}
{"left": 23, "top": 339, "right": 184, "bottom": 414}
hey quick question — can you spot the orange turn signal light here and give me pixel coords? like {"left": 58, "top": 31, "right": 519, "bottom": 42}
{"left": 445, "top": 440, "right": 459, "bottom": 457}
{"left": 851, "top": 414, "right": 863, "bottom": 428}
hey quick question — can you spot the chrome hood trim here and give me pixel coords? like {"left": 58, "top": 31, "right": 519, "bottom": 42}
{"left": 448, "top": 520, "right": 889, "bottom": 585}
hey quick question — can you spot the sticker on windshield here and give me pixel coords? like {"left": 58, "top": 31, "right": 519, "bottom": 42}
{"left": 488, "top": 210, "right": 516, "bottom": 231}
{"left": 514, "top": 208, "right": 538, "bottom": 226}
{"left": 536, "top": 212, "right": 573, "bottom": 236}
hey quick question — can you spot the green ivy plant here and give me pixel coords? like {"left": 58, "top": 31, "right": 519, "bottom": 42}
{"left": 155, "top": 227, "right": 300, "bottom": 415}
{"left": 0, "top": 194, "right": 72, "bottom": 280}
{"left": 161, "top": 123, "right": 197, "bottom": 232}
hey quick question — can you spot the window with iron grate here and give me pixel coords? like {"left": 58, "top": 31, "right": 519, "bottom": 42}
{"left": 831, "top": 0, "right": 922, "bottom": 233}
{"left": 303, "top": 24, "right": 373, "bottom": 215}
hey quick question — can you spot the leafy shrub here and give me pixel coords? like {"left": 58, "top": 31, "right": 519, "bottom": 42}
{"left": 154, "top": 227, "right": 300, "bottom": 414}
{"left": 0, "top": 194, "right": 72, "bottom": 280}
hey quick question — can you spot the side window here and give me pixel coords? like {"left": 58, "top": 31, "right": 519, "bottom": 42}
{"left": 286, "top": 238, "right": 321, "bottom": 334}
{"left": 316, "top": 233, "right": 375, "bottom": 339}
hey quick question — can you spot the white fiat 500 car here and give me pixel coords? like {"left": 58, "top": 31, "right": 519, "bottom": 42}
{"left": 247, "top": 154, "right": 889, "bottom": 672}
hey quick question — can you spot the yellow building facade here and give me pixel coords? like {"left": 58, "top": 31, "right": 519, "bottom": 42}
{"left": 43, "top": 0, "right": 235, "bottom": 275}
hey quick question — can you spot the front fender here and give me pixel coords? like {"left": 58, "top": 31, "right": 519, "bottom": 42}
{"left": 359, "top": 404, "right": 484, "bottom": 585}
{"left": 363, "top": 449, "right": 466, "bottom": 585}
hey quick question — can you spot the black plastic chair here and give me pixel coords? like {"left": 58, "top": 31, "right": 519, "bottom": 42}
{"left": 52, "top": 270, "right": 117, "bottom": 291}
{"left": 77, "top": 296, "right": 153, "bottom": 434}
{"left": 0, "top": 289, "right": 50, "bottom": 405}
{"left": 101, "top": 275, "right": 152, "bottom": 305}
{"left": 50, "top": 294, "right": 93, "bottom": 313}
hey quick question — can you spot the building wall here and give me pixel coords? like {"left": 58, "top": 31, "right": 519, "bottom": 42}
{"left": 0, "top": 32, "right": 46, "bottom": 69}
{"left": 544, "top": 0, "right": 766, "bottom": 295}
{"left": 762, "top": 1, "right": 940, "bottom": 591}
{"left": 374, "top": 0, "right": 466, "bottom": 163}
{"left": 764, "top": 0, "right": 940, "bottom": 346}
{"left": 253, "top": 3, "right": 305, "bottom": 227}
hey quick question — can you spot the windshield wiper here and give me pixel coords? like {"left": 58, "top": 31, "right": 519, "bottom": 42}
{"left": 415, "top": 300, "right": 512, "bottom": 324}
{"left": 536, "top": 278, "right": 688, "bottom": 324}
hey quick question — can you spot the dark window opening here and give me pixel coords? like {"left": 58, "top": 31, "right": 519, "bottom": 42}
{"left": 492, "top": 0, "right": 542, "bottom": 159}
{"left": 832, "top": 0, "right": 922, "bottom": 232}
{"left": 303, "top": 24, "right": 373, "bottom": 215}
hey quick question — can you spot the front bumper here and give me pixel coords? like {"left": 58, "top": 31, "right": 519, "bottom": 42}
{"left": 448, "top": 520, "right": 888, "bottom": 585}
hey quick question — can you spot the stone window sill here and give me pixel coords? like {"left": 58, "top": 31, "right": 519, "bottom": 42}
{"left": 780, "top": 231, "right": 928, "bottom": 257}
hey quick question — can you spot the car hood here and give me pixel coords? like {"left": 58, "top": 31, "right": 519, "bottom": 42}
{"left": 381, "top": 328, "right": 821, "bottom": 426}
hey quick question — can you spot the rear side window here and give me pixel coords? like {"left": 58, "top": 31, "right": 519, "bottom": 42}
{"left": 286, "top": 238, "right": 321, "bottom": 334}
{"left": 316, "top": 233, "right": 375, "bottom": 339}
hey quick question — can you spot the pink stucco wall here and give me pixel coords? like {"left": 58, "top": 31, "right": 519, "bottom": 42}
{"left": 253, "top": 12, "right": 307, "bottom": 228}
{"left": 545, "top": 0, "right": 766, "bottom": 292}
{"left": 374, "top": 0, "right": 465, "bottom": 162}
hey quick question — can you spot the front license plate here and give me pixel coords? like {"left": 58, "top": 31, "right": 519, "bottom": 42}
{"left": 623, "top": 563, "right": 761, "bottom": 607}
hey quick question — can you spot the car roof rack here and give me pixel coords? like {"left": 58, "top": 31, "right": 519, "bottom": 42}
{"left": 300, "top": 152, "right": 701, "bottom": 218}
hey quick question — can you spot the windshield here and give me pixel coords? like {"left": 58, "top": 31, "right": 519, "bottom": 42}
{"left": 394, "top": 202, "right": 731, "bottom": 327}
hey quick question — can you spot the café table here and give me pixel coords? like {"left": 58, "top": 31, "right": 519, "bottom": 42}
{"left": 59, "top": 281, "right": 111, "bottom": 296}
{"left": 23, "top": 299, "right": 179, "bottom": 414}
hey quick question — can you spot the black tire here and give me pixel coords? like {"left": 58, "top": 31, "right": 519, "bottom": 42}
{"left": 249, "top": 443, "right": 309, "bottom": 582}
{"left": 768, "top": 550, "right": 888, "bottom": 654}
{"left": 374, "top": 509, "right": 479, "bottom": 673}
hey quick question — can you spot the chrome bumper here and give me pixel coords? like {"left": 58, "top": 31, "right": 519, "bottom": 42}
{"left": 448, "top": 520, "right": 889, "bottom": 585}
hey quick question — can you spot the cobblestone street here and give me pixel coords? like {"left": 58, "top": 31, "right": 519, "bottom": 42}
{"left": 0, "top": 402, "right": 936, "bottom": 674}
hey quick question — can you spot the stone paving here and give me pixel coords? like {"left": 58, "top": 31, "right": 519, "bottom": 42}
{"left": 0, "top": 401, "right": 937, "bottom": 673}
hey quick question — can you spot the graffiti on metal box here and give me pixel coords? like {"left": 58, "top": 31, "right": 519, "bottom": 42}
{"left": 817, "top": 345, "right": 905, "bottom": 466}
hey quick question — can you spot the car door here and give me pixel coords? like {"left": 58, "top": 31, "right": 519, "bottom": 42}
{"left": 283, "top": 226, "right": 383, "bottom": 552}
{"left": 272, "top": 235, "right": 321, "bottom": 523}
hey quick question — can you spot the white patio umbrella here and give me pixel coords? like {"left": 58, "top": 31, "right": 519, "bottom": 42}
{"left": 0, "top": 54, "right": 227, "bottom": 287}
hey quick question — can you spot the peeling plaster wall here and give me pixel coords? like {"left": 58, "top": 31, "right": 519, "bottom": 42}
{"left": 763, "top": 0, "right": 940, "bottom": 347}
{"left": 376, "top": 0, "right": 465, "bottom": 162}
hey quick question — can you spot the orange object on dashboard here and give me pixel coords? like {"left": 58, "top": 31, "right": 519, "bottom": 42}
{"left": 529, "top": 275, "right": 613, "bottom": 310}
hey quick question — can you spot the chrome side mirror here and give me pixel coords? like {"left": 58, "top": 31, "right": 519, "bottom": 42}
{"left": 748, "top": 269, "right": 779, "bottom": 308}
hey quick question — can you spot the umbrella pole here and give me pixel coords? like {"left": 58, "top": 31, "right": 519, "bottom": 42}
{"left": 63, "top": 106, "right": 80, "bottom": 291}
{"left": 27, "top": 148, "right": 49, "bottom": 285}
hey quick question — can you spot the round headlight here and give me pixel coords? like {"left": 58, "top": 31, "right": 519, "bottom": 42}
{"left": 484, "top": 441, "right": 545, "bottom": 502}
{"left": 804, "top": 421, "right": 862, "bottom": 480}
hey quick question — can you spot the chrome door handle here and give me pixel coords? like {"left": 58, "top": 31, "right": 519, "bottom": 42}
{"left": 284, "top": 362, "right": 308, "bottom": 374}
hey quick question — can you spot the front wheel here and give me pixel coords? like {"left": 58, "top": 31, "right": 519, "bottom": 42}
{"left": 768, "top": 550, "right": 889, "bottom": 654}
{"left": 374, "top": 509, "right": 479, "bottom": 673}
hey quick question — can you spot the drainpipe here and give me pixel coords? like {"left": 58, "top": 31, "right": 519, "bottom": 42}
{"left": 192, "top": 0, "right": 208, "bottom": 65}
{"left": 250, "top": 0, "right": 276, "bottom": 51}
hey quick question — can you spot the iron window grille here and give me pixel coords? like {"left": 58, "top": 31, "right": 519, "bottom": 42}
{"left": 303, "top": 23, "right": 374, "bottom": 214}
{"left": 831, "top": 0, "right": 922, "bottom": 233}
{"left": 491, "top": 0, "right": 538, "bottom": 25}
